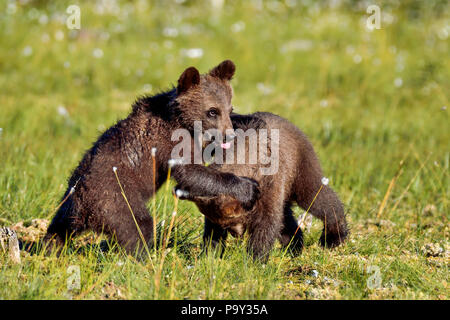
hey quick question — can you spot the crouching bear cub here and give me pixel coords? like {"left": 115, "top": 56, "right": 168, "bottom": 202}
{"left": 44, "top": 60, "right": 260, "bottom": 254}
{"left": 176, "top": 112, "right": 348, "bottom": 260}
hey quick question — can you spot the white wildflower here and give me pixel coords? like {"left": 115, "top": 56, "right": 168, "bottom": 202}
{"left": 7, "top": 3, "right": 17, "bottom": 15}
{"left": 311, "top": 269, "right": 319, "bottom": 278}
{"left": 163, "top": 40, "right": 173, "bottom": 49}
{"left": 54, "top": 30, "right": 65, "bottom": 41}
{"left": 231, "top": 21, "right": 245, "bottom": 33}
{"left": 175, "top": 189, "right": 189, "bottom": 198}
{"left": 112, "top": 23, "right": 125, "bottom": 33}
{"left": 321, "top": 177, "right": 329, "bottom": 185}
{"left": 285, "top": 0, "right": 297, "bottom": 8}
{"left": 41, "top": 33, "right": 50, "bottom": 43}
{"left": 22, "top": 46, "right": 33, "bottom": 57}
{"left": 99, "top": 32, "right": 110, "bottom": 41}
{"left": 57, "top": 105, "right": 69, "bottom": 117}
{"left": 353, "top": 54, "right": 362, "bottom": 64}
{"left": 319, "top": 99, "right": 328, "bottom": 108}
{"left": 382, "top": 12, "right": 395, "bottom": 25}
{"left": 151, "top": 147, "right": 157, "bottom": 157}
{"left": 280, "top": 39, "right": 313, "bottom": 53}
{"left": 256, "top": 83, "right": 273, "bottom": 95}
{"left": 143, "top": 84, "right": 153, "bottom": 92}
{"left": 163, "top": 27, "right": 179, "bottom": 37}
{"left": 394, "top": 77, "right": 403, "bottom": 87}
{"left": 113, "top": 167, "right": 117, "bottom": 172}
{"left": 116, "top": 260, "right": 124, "bottom": 267}
{"left": 168, "top": 158, "right": 183, "bottom": 168}
{"left": 437, "top": 26, "right": 448, "bottom": 40}
{"left": 39, "top": 14, "right": 48, "bottom": 25}
{"left": 346, "top": 45, "right": 355, "bottom": 55}
{"left": 135, "top": 70, "right": 144, "bottom": 77}
{"left": 211, "top": 0, "right": 224, "bottom": 10}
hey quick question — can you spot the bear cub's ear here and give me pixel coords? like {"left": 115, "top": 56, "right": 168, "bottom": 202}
{"left": 209, "top": 60, "right": 235, "bottom": 81}
{"left": 177, "top": 67, "right": 200, "bottom": 94}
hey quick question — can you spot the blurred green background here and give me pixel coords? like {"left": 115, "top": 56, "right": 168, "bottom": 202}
{"left": 0, "top": 0, "right": 448, "bottom": 299}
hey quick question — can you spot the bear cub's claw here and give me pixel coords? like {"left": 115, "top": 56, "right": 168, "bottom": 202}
{"left": 319, "top": 226, "right": 349, "bottom": 248}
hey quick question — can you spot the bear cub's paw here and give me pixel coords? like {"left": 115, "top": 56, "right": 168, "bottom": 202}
{"left": 319, "top": 226, "right": 349, "bottom": 248}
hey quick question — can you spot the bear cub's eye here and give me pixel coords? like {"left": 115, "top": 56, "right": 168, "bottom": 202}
{"left": 207, "top": 108, "right": 219, "bottom": 118}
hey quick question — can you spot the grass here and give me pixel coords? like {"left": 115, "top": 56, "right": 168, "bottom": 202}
{"left": 0, "top": 0, "right": 448, "bottom": 300}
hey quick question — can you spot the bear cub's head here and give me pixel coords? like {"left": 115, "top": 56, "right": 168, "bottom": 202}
{"left": 175, "top": 60, "right": 236, "bottom": 147}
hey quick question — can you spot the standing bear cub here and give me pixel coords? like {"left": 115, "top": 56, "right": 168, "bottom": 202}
{"left": 44, "top": 60, "right": 260, "bottom": 254}
{"left": 177, "top": 112, "right": 348, "bottom": 260}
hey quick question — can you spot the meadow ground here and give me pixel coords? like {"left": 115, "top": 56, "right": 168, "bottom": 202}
{"left": 0, "top": 0, "right": 448, "bottom": 299}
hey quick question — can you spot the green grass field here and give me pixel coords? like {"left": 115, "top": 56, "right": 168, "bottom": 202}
{"left": 0, "top": 0, "right": 448, "bottom": 299}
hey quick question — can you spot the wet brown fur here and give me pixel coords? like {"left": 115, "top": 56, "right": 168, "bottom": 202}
{"left": 186, "top": 112, "right": 349, "bottom": 260}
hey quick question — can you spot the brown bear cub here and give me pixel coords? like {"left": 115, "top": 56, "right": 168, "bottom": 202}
{"left": 44, "top": 60, "right": 260, "bottom": 254}
{"left": 177, "top": 112, "right": 348, "bottom": 260}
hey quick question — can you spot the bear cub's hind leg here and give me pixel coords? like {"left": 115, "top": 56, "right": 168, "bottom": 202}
{"left": 278, "top": 204, "right": 303, "bottom": 255}
{"left": 203, "top": 217, "right": 228, "bottom": 256}
{"left": 296, "top": 184, "right": 348, "bottom": 248}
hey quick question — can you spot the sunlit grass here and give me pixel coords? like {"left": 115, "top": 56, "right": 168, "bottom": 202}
{"left": 0, "top": 0, "right": 448, "bottom": 299}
